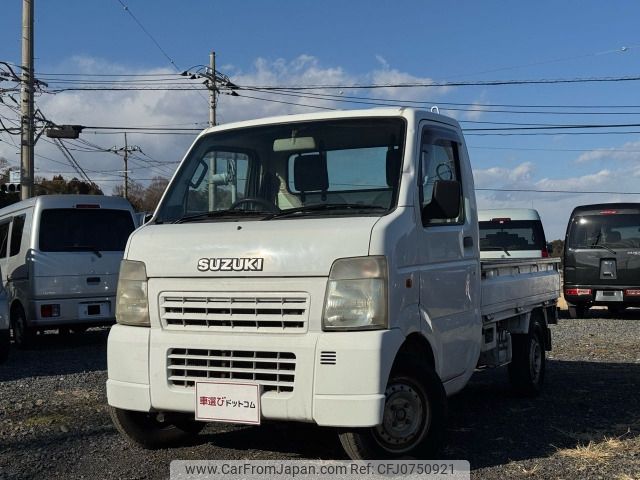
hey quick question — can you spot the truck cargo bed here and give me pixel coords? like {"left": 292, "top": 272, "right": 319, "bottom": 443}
{"left": 480, "top": 258, "right": 560, "bottom": 322}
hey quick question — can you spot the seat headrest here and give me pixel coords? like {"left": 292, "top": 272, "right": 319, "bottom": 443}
{"left": 293, "top": 153, "right": 328, "bottom": 192}
{"left": 607, "top": 231, "right": 621, "bottom": 242}
{"left": 386, "top": 149, "right": 401, "bottom": 187}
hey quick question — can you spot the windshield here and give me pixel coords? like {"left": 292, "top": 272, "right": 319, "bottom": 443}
{"left": 479, "top": 219, "right": 546, "bottom": 252}
{"left": 39, "top": 208, "right": 135, "bottom": 252}
{"left": 155, "top": 118, "right": 406, "bottom": 223}
{"left": 568, "top": 213, "right": 640, "bottom": 249}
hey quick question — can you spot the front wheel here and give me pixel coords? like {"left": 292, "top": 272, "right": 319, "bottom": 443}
{"left": 0, "top": 329, "right": 10, "bottom": 364}
{"left": 509, "top": 318, "right": 546, "bottom": 397}
{"left": 109, "top": 406, "right": 205, "bottom": 449}
{"left": 338, "top": 360, "right": 447, "bottom": 459}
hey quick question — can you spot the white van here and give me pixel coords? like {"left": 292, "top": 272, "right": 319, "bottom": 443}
{"left": 0, "top": 195, "right": 136, "bottom": 348}
{"left": 0, "top": 285, "right": 9, "bottom": 363}
{"left": 479, "top": 208, "right": 549, "bottom": 259}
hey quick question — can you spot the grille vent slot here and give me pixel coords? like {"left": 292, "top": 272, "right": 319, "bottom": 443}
{"left": 167, "top": 348, "right": 296, "bottom": 393}
{"left": 160, "top": 293, "right": 309, "bottom": 332}
{"left": 320, "top": 351, "right": 337, "bottom": 365}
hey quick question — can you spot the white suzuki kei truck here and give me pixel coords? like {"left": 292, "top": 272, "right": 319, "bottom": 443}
{"left": 107, "top": 108, "right": 560, "bottom": 459}
{"left": 0, "top": 195, "right": 136, "bottom": 349}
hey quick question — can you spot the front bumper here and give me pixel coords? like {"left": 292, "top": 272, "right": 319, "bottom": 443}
{"left": 107, "top": 324, "right": 404, "bottom": 427}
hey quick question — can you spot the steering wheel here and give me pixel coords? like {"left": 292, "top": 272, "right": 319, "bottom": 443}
{"left": 229, "top": 197, "right": 281, "bottom": 213}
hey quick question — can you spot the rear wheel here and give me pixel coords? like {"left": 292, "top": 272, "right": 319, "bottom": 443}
{"left": 568, "top": 304, "right": 588, "bottom": 319}
{"left": 509, "top": 317, "right": 546, "bottom": 397}
{"left": 11, "top": 306, "right": 36, "bottom": 349}
{"left": 109, "top": 406, "right": 205, "bottom": 449}
{"left": 338, "top": 359, "right": 447, "bottom": 459}
{"left": 0, "top": 329, "right": 10, "bottom": 364}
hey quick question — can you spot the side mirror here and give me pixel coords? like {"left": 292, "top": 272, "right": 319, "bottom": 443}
{"left": 422, "top": 180, "right": 461, "bottom": 220}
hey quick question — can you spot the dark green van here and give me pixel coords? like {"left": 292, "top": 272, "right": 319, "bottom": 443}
{"left": 564, "top": 203, "right": 640, "bottom": 318}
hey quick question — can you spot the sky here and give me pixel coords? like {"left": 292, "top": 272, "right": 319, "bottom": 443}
{"left": 2, "top": 0, "right": 640, "bottom": 239}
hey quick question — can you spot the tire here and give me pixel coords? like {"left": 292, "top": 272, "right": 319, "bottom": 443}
{"left": 568, "top": 304, "right": 588, "bottom": 319}
{"left": 0, "top": 329, "right": 10, "bottom": 364}
{"left": 338, "top": 359, "right": 447, "bottom": 459}
{"left": 11, "top": 306, "right": 36, "bottom": 349}
{"left": 509, "top": 317, "right": 546, "bottom": 397}
{"left": 109, "top": 406, "right": 206, "bottom": 449}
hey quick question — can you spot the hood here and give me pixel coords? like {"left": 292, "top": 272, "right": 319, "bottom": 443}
{"left": 127, "top": 216, "right": 380, "bottom": 277}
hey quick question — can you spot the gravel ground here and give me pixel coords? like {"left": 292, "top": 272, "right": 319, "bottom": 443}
{"left": 0, "top": 312, "right": 639, "bottom": 480}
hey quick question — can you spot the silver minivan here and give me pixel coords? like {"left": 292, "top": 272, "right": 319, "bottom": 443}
{"left": 478, "top": 208, "right": 549, "bottom": 259}
{"left": 0, "top": 195, "right": 136, "bottom": 348}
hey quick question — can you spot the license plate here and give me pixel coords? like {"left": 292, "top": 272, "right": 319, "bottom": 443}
{"left": 195, "top": 382, "right": 261, "bottom": 425}
{"left": 79, "top": 302, "right": 109, "bottom": 317}
{"left": 595, "top": 290, "right": 623, "bottom": 302}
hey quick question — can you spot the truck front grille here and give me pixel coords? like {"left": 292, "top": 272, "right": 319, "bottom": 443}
{"left": 167, "top": 348, "right": 296, "bottom": 393}
{"left": 160, "top": 293, "right": 308, "bottom": 332}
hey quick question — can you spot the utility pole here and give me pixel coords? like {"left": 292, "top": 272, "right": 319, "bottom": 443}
{"left": 110, "top": 133, "right": 141, "bottom": 200}
{"left": 208, "top": 50, "right": 217, "bottom": 210}
{"left": 20, "top": 0, "right": 34, "bottom": 200}
{"left": 209, "top": 51, "right": 216, "bottom": 127}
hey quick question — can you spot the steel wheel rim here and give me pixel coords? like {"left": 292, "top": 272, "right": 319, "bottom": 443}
{"left": 529, "top": 336, "right": 542, "bottom": 383}
{"left": 373, "top": 381, "right": 430, "bottom": 453}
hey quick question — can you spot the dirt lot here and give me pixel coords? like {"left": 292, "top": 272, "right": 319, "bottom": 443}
{"left": 0, "top": 311, "right": 639, "bottom": 480}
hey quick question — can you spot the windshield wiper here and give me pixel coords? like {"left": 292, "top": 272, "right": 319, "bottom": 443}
{"left": 262, "top": 203, "right": 386, "bottom": 220}
{"left": 589, "top": 244, "right": 617, "bottom": 255}
{"left": 482, "top": 246, "right": 511, "bottom": 256}
{"left": 173, "top": 209, "right": 272, "bottom": 224}
{"left": 590, "top": 232, "right": 617, "bottom": 255}
{"left": 62, "top": 245, "right": 102, "bottom": 258}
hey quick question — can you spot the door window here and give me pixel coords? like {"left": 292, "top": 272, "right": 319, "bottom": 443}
{"left": 419, "top": 133, "right": 463, "bottom": 225}
{"left": 10, "top": 214, "right": 26, "bottom": 257}
{"left": 0, "top": 222, "right": 9, "bottom": 259}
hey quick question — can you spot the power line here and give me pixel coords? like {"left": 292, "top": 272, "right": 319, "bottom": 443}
{"left": 466, "top": 130, "right": 640, "bottom": 136}
{"left": 239, "top": 86, "right": 640, "bottom": 115}
{"left": 115, "top": 0, "right": 179, "bottom": 71}
{"left": 477, "top": 187, "right": 640, "bottom": 195}
{"left": 230, "top": 92, "right": 337, "bottom": 111}
{"left": 82, "top": 125, "right": 201, "bottom": 131}
{"left": 469, "top": 145, "right": 640, "bottom": 153}
{"left": 241, "top": 74, "right": 640, "bottom": 91}
{"left": 464, "top": 123, "right": 640, "bottom": 131}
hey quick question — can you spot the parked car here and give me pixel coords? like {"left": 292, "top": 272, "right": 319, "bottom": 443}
{"left": 479, "top": 208, "right": 549, "bottom": 259}
{"left": 0, "top": 277, "right": 9, "bottom": 363}
{"left": 107, "top": 108, "right": 560, "bottom": 459}
{"left": 564, "top": 203, "right": 640, "bottom": 318}
{"left": 0, "top": 195, "right": 136, "bottom": 348}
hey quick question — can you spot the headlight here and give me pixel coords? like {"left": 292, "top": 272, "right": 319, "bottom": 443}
{"left": 322, "top": 256, "right": 388, "bottom": 331}
{"left": 116, "top": 260, "right": 150, "bottom": 327}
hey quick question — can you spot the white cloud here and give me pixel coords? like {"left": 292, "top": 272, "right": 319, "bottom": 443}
{"left": 575, "top": 140, "right": 640, "bottom": 164}
{"left": 0, "top": 54, "right": 462, "bottom": 196}
{"left": 461, "top": 91, "right": 489, "bottom": 121}
{"left": 473, "top": 161, "right": 535, "bottom": 186}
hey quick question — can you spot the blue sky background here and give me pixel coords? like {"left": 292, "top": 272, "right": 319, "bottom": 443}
{"left": 2, "top": 0, "right": 640, "bottom": 238}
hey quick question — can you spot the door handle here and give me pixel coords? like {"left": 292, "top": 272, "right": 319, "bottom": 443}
{"left": 463, "top": 236, "right": 474, "bottom": 248}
